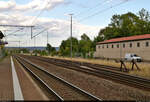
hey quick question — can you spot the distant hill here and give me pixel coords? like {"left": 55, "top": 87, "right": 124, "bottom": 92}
{"left": 5, "top": 46, "right": 59, "bottom": 51}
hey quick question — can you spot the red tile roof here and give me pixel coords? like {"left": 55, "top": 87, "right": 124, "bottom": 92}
{"left": 98, "top": 34, "right": 150, "bottom": 44}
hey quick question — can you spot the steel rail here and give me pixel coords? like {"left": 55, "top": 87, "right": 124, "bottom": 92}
{"left": 14, "top": 56, "right": 64, "bottom": 101}
{"left": 16, "top": 55, "right": 102, "bottom": 101}
{"left": 31, "top": 55, "right": 121, "bottom": 72}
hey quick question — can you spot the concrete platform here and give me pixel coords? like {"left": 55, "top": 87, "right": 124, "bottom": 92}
{"left": 0, "top": 56, "right": 48, "bottom": 101}
{"left": 0, "top": 56, "right": 14, "bottom": 100}
{"left": 11, "top": 56, "right": 24, "bottom": 100}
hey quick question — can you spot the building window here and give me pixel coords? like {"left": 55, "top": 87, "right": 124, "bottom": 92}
{"left": 137, "top": 42, "right": 140, "bottom": 47}
{"left": 117, "top": 44, "right": 119, "bottom": 48}
{"left": 146, "top": 42, "right": 149, "bottom": 47}
{"left": 130, "top": 43, "right": 132, "bottom": 48}
{"left": 123, "top": 44, "right": 125, "bottom": 48}
{"left": 112, "top": 44, "right": 114, "bottom": 48}
{"left": 107, "top": 45, "right": 108, "bottom": 48}
{"left": 98, "top": 45, "right": 101, "bottom": 49}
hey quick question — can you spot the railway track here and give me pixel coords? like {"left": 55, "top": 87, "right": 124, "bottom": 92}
{"left": 14, "top": 55, "right": 101, "bottom": 101}
{"left": 19, "top": 55, "right": 150, "bottom": 91}
{"left": 24, "top": 55, "right": 122, "bottom": 72}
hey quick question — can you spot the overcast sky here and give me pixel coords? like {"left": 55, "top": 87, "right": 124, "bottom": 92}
{"left": 0, "top": 0, "right": 149, "bottom": 47}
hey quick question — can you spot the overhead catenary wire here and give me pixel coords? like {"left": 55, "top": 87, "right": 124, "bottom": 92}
{"left": 31, "top": 0, "right": 51, "bottom": 26}
{"left": 78, "top": 0, "right": 130, "bottom": 22}
{"left": 30, "top": 0, "right": 51, "bottom": 40}
{"left": 5, "top": 28, "right": 24, "bottom": 37}
{"left": 32, "top": 28, "right": 48, "bottom": 38}
{"left": 74, "top": 0, "right": 113, "bottom": 18}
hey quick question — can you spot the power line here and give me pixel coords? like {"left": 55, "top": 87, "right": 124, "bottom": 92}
{"left": 74, "top": 0, "right": 113, "bottom": 18}
{"left": 31, "top": 0, "right": 51, "bottom": 25}
{"left": 78, "top": 0, "right": 130, "bottom": 22}
{"left": 5, "top": 28, "right": 24, "bottom": 37}
{"left": 30, "top": 0, "right": 51, "bottom": 40}
{"left": 32, "top": 28, "right": 48, "bottom": 38}
{"left": 0, "top": 24, "right": 34, "bottom": 27}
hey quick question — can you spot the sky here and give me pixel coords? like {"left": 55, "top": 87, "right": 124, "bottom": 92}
{"left": 0, "top": 0, "right": 150, "bottom": 47}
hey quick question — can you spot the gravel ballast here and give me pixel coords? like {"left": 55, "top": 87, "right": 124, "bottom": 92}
{"left": 21, "top": 55, "right": 150, "bottom": 101}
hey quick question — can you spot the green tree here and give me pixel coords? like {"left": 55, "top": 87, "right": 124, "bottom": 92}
{"left": 40, "top": 50, "right": 48, "bottom": 56}
{"left": 20, "top": 48, "right": 29, "bottom": 53}
{"left": 79, "top": 34, "right": 92, "bottom": 58}
{"left": 59, "top": 37, "right": 78, "bottom": 57}
{"left": 46, "top": 43, "right": 56, "bottom": 55}
{"left": 92, "top": 34, "right": 104, "bottom": 51}
{"left": 98, "top": 9, "right": 150, "bottom": 40}
{"left": 138, "top": 8, "right": 150, "bottom": 22}
{"left": 33, "top": 49, "right": 41, "bottom": 56}
{"left": 137, "top": 8, "right": 150, "bottom": 34}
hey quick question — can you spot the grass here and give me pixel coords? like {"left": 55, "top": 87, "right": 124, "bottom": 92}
{"left": 45, "top": 56, "right": 150, "bottom": 79}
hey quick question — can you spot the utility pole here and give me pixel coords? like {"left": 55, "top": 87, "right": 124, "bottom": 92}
{"left": 19, "top": 41, "right": 20, "bottom": 53}
{"left": 47, "top": 30, "right": 48, "bottom": 44}
{"left": 31, "top": 26, "right": 33, "bottom": 39}
{"left": 34, "top": 37, "right": 36, "bottom": 50}
{"left": 69, "top": 14, "right": 73, "bottom": 58}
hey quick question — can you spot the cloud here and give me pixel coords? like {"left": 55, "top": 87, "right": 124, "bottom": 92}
{"left": 0, "top": 0, "right": 16, "bottom": 11}
{"left": 72, "top": 22, "right": 102, "bottom": 40}
{"left": 0, "top": 0, "right": 65, "bottom": 13}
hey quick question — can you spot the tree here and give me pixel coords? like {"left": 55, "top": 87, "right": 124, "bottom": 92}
{"left": 79, "top": 34, "right": 92, "bottom": 58}
{"left": 81, "top": 33, "right": 90, "bottom": 40}
{"left": 138, "top": 8, "right": 150, "bottom": 22}
{"left": 92, "top": 35, "right": 104, "bottom": 51}
{"left": 46, "top": 43, "right": 52, "bottom": 54}
{"left": 40, "top": 50, "right": 48, "bottom": 56}
{"left": 33, "top": 49, "right": 41, "bottom": 56}
{"left": 137, "top": 8, "right": 150, "bottom": 34}
{"left": 20, "top": 48, "right": 29, "bottom": 53}
{"left": 46, "top": 43, "right": 56, "bottom": 55}
{"left": 98, "top": 9, "right": 150, "bottom": 40}
{"left": 59, "top": 37, "right": 78, "bottom": 57}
